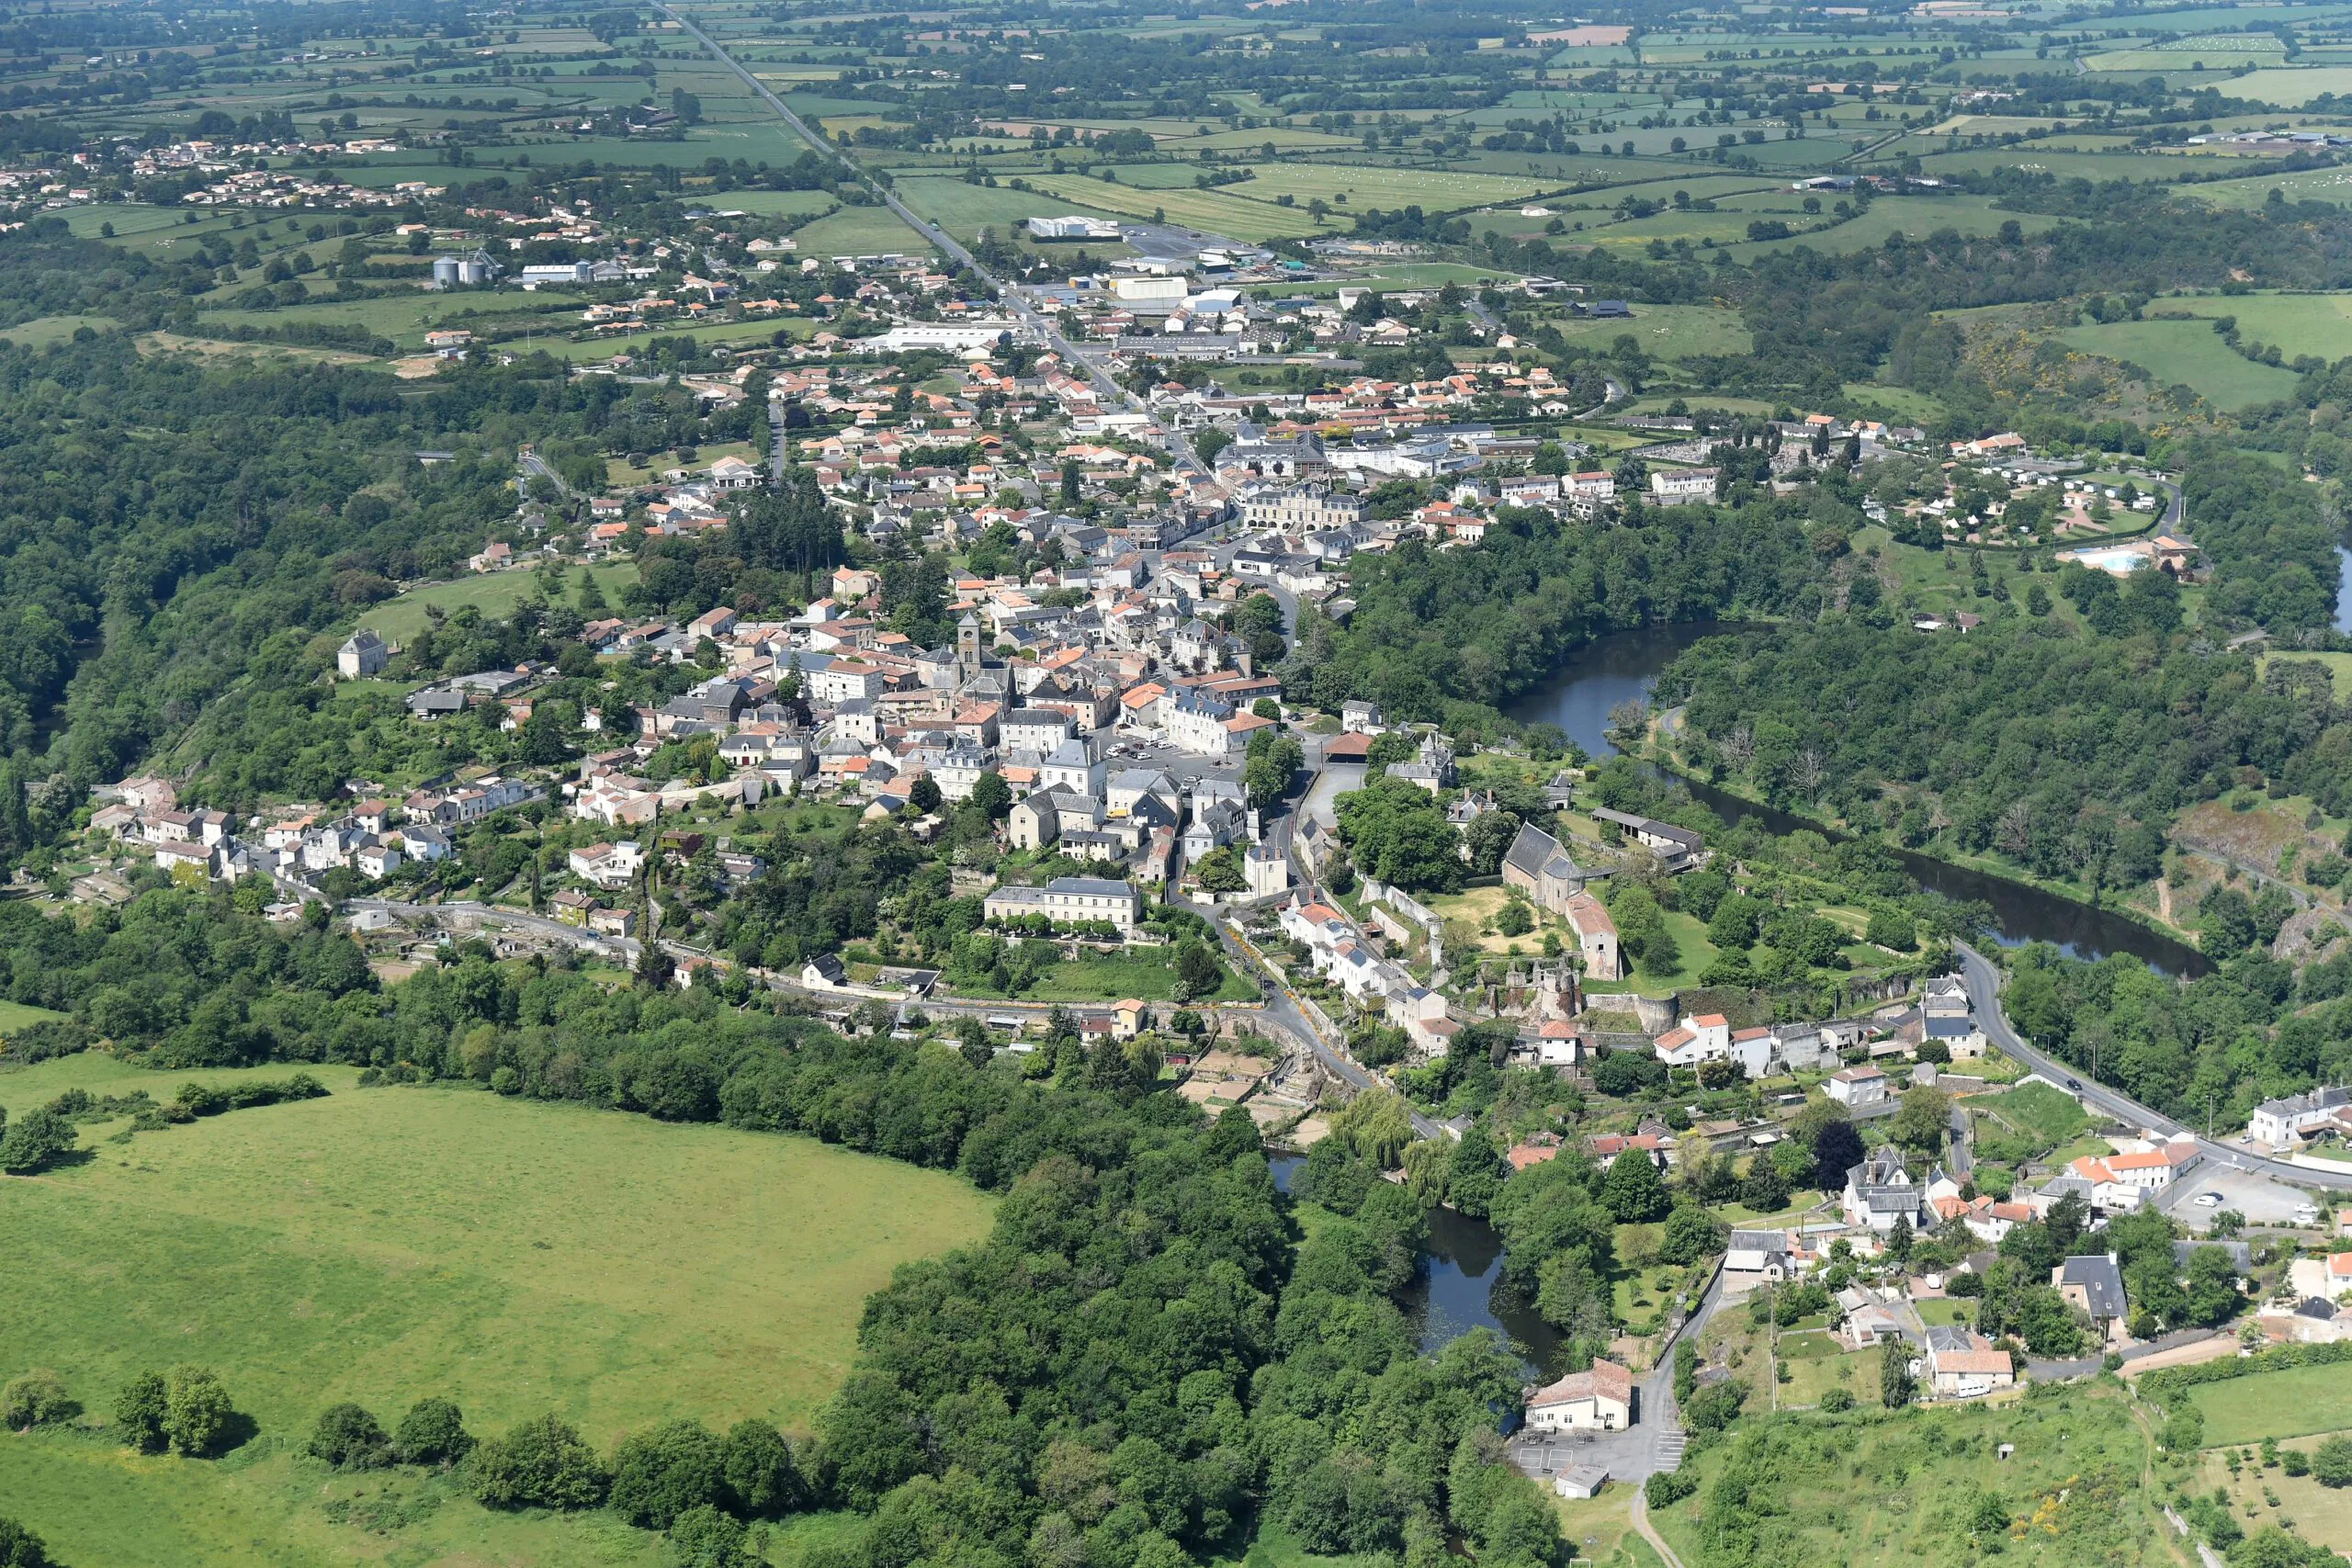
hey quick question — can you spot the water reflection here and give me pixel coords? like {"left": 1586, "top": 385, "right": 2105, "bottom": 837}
{"left": 1270, "top": 1156, "right": 1566, "bottom": 1378}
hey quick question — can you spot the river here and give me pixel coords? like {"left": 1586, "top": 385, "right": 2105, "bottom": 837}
{"left": 1270, "top": 1156, "right": 1566, "bottom": 1377}
{"left": 1506, "top": 624, "right": 2209, "bottom": 976}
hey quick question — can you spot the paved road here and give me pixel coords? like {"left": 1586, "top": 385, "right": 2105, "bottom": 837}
{"left": 2025, "top": 1325, "right": 2230, "bottom": 1382}
{"left": 1956, "top": 941, "right": 2352, "bottom": 1192}
{"left": 519, "top": 449, "right": 572, "bottom": 502}
{"left": 659, "top": 2, "right": 1200, "bottom": 479}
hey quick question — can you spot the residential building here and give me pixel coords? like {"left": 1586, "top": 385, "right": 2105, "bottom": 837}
{"left": 2053, "top": 1254, "right": 2128, "bottom": 1341}
{"left": 1925, "top": 1325, "right": 2015, "bottom": 1399}
{"left": 338, "top": 628, "right": 389, "bottom": 679}
{"left": 1523, "top": 1359, "right": 1634, "bottom": 1432}
{"left": 1648, "top": 468, "right": 1718, "bottom": 505}
{"left": 1561, "top": 892, "right": 1621, "bottom": 981}
{"left": 1826, "top": 1065, "right": 1888, "bottom": 1108}
{"left": 569, "top": 840, "right": 644, "bottom": 891}
{"left": 2249, "top": 1086, "right": 2352, "bottom": 1147}
{"left": 1500, "top": 822, "right": 1594, "bottom": 918}
{"left": 1238, "top": 484, "right": 1365, "bottom": 532}
{"left": 983, "top": 876, "right": 1143, "bottom": 931}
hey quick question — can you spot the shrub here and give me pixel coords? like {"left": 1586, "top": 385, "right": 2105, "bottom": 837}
{"left": 308, "top": 1403, "right": 390, "bottom": 1470}
{"left": 470, "top": 1414, "right": 610, "bottom": 1509}
{"left": 2312, "top": 1435, "right": 2352, "bottom": 1488}
{"left": 163, "top": 1366, "right": 233, "bottom": 1457}
{"left": 1819, "top": 1387, "right": 1855, "bottom": 1412}
{"left": 2283, "top": 1450, "right": 2311, "bottom": 1477}
{"left": 0, "top": 1371, "right": 74, "bottom": 1429}
{"left": 720, "top": 1418, "right": 802, "bottom": 1517}
{"left": 0, "top": 1516, "right": 54, "bottom": 1568}
{"left": 671, "top": 1503, "right": 755, "bottom": 1566}
{"left": 393, "top": 1397, "right": 474, "bottom": 1465}
{"left": 609, "top": 1418, "right": 727, "bottom": 1529}
{"left": 113, "top": 1372, "right": 169, "bottom": 1452}
{"left": 1645, "top": 1469, "right": 1696, "bottom": 1507}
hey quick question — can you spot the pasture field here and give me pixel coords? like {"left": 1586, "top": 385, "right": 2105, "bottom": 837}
{"left": 2188, "top": 1363, "right": 2352, "bottom": 1445}
{"left": 1552, "top": 302, "right": 1754, "bottom": 360}
{"left": 2052, "top": 319, "right": 2304, "bottom": 410}
{"left": 1235, "top": 164, "right": 1555, "bottom": 209}
{"left": 0, "top": 1054, "right": 996, "bottom": 1568}
{"left": 2190, "top": 166, "right": 2352, "bottom": 208}
{"left": 1722, "top": 195, "right": 2063, "bottom": 259}
{"left": 792, "top": 202, "right": 933, "bottom": 258}
{"left": 2234, "top": 67, "right": 2352, "bottom": 106}
{"left": 0, "top": 998, "right": 69, "bottom": 1038}
{"left": 0, "top": 313, "right": 119, "bottom": 345}
{"left": 356, "top": 560, "right": 641, "bottom": 646}
{"left": 2133, "top": 293, "right": 2352, "bottom": 361}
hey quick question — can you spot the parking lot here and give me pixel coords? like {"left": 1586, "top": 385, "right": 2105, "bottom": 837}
{"left": 2162, "top": 1160, "right": 2318, "bottom": 1231}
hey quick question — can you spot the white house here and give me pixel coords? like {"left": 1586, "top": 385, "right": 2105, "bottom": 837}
{"left": 1925, "top": 1325, "right": 2015, "bottom": 1399}
{"left": 1648, "top": 467, "right": 1717, "bottom": 505}
{"left": 1523, "top": 1359, "right": 1633, "bottom": 1432}
{"left": 1826, "top": 1065, "right": 1888, "bottom": 1108}
{"left": 569, "top": 840, "right": 644, "bottom": 890}
{"left": 1651, "top": 1011, "right": 1731, "bottom": 1068}
{"left": 2250, "top": 1086, "right": 2352, "bottom": 1148}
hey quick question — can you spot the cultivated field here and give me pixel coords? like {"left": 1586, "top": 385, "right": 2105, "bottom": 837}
{"left": 0, "top": 1055, "right": 996, "bottom": 1567}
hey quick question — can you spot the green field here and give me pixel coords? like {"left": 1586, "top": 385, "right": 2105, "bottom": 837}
{"left": 357, "top": 560, "right": 639, "bottom": 646}
{"left": 1553, "top": 302, "right": 1753, "bottom": 360}
{"left": 2052, "top": 318, "right": 2305, "bottom": 410}
{"left": 2188, "top": 1362, "right": 2352, "bottom": 1445}
{"left": 893, "top": 177, "right": 1128, "bottom": 245}
{"left": 0, "top": 1055, "right": 995, "bottom": 1568}
{"left": 946, "top": 947, "right": 1259, "bottom": 1003}
{"left": 2188, "top": 167, "right": 2352, "bottom": 209}
{"left": 1023, "top": 173, "right": 1330, "bottom": 242}
{"left": 0, "top": 312, "right": 119, "bottom": 345}
{"left": 2233, "top": 66, "right": 2352, "bottom": 107}
{"left": 2125, "top": 293, "right": 2352, "bottom": 361}
{"left": 0, "top": 998, "right": 69, "bottom": 1038}
{"left": 792, "top": 202, "right": 933, "bottom": 258}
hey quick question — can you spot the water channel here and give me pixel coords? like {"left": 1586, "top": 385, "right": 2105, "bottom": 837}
{"left": 1270, "top": 1156, "right": 1566, "bottom": 1376}
{"left": 1505, "top": 623, "right": 2210, "bottom": 976}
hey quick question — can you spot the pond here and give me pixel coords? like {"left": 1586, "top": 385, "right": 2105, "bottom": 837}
{"left": 1506, "top": 623, "right": 2209, "bottom": 976}
{"left": 1271, "top": 1155, "right": 1566, "bottom": 1378}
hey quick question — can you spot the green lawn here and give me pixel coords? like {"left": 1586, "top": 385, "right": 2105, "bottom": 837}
{"left": 2189, "top": 1362, "right": 2352, "bottom": 1445}
{"left": 2053, "top": 317, "right": 2305, "bottom": 410}
{"left": 0, "top": 1055, "right": 995, "bottom": 1568}
{"left": 792, "top": 203, "right": 933, "bottom": 258}
{"left": 356, "top": 560, "right": 639, "bottom": 646}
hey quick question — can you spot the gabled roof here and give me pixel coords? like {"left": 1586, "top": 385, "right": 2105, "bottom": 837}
{"left": 1528, "top": 1359, "right": 1633, "bottom": 1409}
{"left": 2056, "top": 1254, "right": 2127, "bottom": 1319}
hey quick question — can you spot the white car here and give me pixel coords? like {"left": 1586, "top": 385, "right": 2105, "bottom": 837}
{"left": 2193, "top": 1191, "right": 2223, "bottom": 1207}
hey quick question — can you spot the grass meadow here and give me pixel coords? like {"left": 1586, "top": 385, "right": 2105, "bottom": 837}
{"left": 0, "top": 998, "right": 70, "bottom": 1036}
{"left": 0, "top": 1055, "right": 995, "bottom": 1567}
{"left": 2052, "top": 318, "right": 2305, "bottom": 410}
{"left": 356, "top": 559, "right": 639, "bottom": 645}
{"left": 2189, "top": 1363, "right": 2352, "bottom": 1445}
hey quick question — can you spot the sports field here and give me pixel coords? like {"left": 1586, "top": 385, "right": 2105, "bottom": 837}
{"left": 0, "top": 1055, "right": 995, "bottom": 1567}
{"left": 2052, "top": 318, "right": 2304, "bottom": 410}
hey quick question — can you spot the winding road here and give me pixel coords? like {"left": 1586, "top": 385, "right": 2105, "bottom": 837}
{"left": 1954, "top": 941, "right": 2352, "bottom": 1192}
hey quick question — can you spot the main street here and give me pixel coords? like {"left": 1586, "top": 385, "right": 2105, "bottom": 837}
{"left": 1954, "top": 940, "right": 2352, "bottom": 1192}
{"left": 657, "top": 2, "right": 1200, "bottom": 477}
